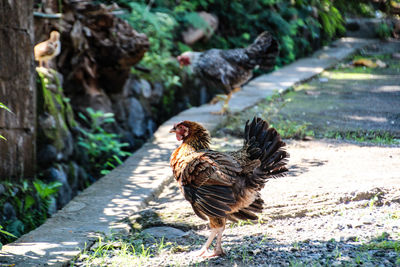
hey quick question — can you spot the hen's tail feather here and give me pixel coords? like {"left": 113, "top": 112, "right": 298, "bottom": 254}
{"left": 227, "top": 196, "right": 265, "bottom": 222}
{"left": 244, "top": 117, "right": 289, "bottom": 188}
{"left": 245, "top": 31, "right": 279, "bottom": 70}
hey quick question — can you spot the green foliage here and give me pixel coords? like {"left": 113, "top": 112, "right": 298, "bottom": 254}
{"left": 324, "top": 130, "right": 400, "bottom": 145}
{"left": 0, "top": 179, "right": 61, "bottom": 246}
{"left": 72, "top": 232, "right": 177, "bottom": 266}
{"left": 0, "top": 101, "right": 12, "bottom": 140}
{"left": 317, "top": 0, "right": 345, "bottom": 40}
{"left": 78, "top": 108, "right": 131, "bottom": 176}
{"left": 144, "top": 0, "right": 346, "bottom": 66}
{"left": 334, "top": 0, "right": 376, "bottom": 17}
{"left": 221, "top": 91, "right": 314, "bottom": 140}
{"left": 376, "top": 22, "right": 392, "bottom": 39}
{"left": 116, "top": 2, "right": 184, "bottom": 115}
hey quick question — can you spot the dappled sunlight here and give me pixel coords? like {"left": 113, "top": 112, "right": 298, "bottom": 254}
{"left": 325, "top": 72, "right": 383, "bottom": 80}
{"left": 346, "top": 115, "right": 388, "bottom": 123}
{"left": 296, "top": 66, "right": 324, "bottom": 73}
{"left": 373, "top": 85, "right": 400, "bottom": 93}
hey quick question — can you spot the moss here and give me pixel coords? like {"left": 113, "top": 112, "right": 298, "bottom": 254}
{"left": 37, "top": 69, "right": 77, "bottom": 150}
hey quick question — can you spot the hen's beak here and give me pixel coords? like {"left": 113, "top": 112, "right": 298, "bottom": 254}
{"left": 169, "top": 127, "right": 176, "bottom": 133}
{"left": 177, "top": 56, "right": 183, "bottom": 68}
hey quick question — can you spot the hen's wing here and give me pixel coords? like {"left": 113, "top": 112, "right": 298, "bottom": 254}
{"left": 176, "top": 151, "right": 241, "bottom": 220}
{"left": 195, "top": 49, "right": 239, "bottom": 93}
{"left": 220, "top": 48, "right": 253, "bottom": 69}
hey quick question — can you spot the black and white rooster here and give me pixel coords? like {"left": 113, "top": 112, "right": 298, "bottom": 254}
{"left": 177, "top": 32, "right": 279, "bottom": 114}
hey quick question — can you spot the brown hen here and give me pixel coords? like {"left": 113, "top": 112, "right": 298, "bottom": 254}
{"left": 169, "top": 117, "right": 288, "bottom": 257}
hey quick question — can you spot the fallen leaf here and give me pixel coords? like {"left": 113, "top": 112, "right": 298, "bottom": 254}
{"left": 352, "top": 58, "right": 377, "bottom": 68}
{"left": 375, "top": 59, "right": 387, "bottom": 68}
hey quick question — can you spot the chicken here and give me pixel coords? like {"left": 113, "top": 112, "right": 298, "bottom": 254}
{"left": 169, "top": 117, "right": 288, "bottom": 257}
{"left": 177, "top": 32, "right": 279, "bottom": 114}
{"left": 34, "top": 31, "right": 61, "bottom": 68}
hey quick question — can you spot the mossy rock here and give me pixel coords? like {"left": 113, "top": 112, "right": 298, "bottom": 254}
{"left": 37, "top": 69, "right": 77, "bottom": 152}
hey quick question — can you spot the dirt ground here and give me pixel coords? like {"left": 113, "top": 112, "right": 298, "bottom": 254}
{"left": 72, "top": 41, "right": 400, "bottom": 266}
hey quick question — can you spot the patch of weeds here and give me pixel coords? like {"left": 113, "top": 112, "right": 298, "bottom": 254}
{"left": 288, "top": 259, "right": 308, "bottom": 267}
{"left": 72, "top": 232, "right": 178, "bottom": 266}
{"left": 367, "top": 193, "right": 382, "bottom": 210}
{"left": 77, "top": 108, "right": 131, "bottom": 177}
{"left": 376, "top": 22, "right": 393, "bottom": 40}
{"left": 229, "top": 219, "right": 254, "bottom": 229}
{"left": 323, "top": 130, "right": 399, "bottom": 145}
{"left": 222, "top": 91, "right": 314, "bottom": 140}
{"left": 360, "top": 232, "right": 400, "bottom": 252}
{"left": 240, "top": 244, "right": 254, "bottom": 264}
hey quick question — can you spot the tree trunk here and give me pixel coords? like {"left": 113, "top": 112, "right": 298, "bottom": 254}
{"left": 0, "top": 0, "right": 36, "bottom": 180}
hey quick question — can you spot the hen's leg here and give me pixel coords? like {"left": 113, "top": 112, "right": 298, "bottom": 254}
{"left": 213, "top": 225, "right": 226, "bottom": 256}
{"left": 207, "top": 217, "right": 226, "bottom": 257}
{"left": 210, "top": 94, "right": 227, "bottom": 105}
{"left": 192, "top": 217, "right": 227, "bottom": 257}
{"left": 199, "top": 218, "right": 226, "bottom": 257}
{"left": 211, "top": 87, "right": 241, "bottom": 115}
{"left": 191, "top": 228, "right": 218, "bottom": 257}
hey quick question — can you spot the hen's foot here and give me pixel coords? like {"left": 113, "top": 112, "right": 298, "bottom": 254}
{"left": 190, "top": 248, "right": 208, "bottom": 257}
{"left": 202, "top": 248, "right": 226, "bottom": 258}
{"left": 210, "top": 94, "right": 227, "bottom": 105}
{"left": 211, "top": 107, "right": 230, "bottom": 115}
{"left": 190, "top": 248, "right": 225, "bottom": 258}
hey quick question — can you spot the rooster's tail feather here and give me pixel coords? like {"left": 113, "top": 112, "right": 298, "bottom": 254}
{"left": 246, "top": 31, "right": 279, "bottom": 70}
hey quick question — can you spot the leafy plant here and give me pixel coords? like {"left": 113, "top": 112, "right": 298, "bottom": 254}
{"left": 78, "top": 108, "right": 131, "bottom": 176}
{"left": 0, "top": 225, "right": 17, "bottom": 249}
{"left": 0, "top": 179, "right": 61, "bottom": 245}
{"left": 120, "top": 2, "right": 182, "bottom": 97}
{"left": 376, "top": 22, "right": 392, "bottom": 39}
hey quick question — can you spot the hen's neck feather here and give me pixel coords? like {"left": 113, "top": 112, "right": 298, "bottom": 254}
{"left": 175, "top": 128, "right": 211, "bottom": 157}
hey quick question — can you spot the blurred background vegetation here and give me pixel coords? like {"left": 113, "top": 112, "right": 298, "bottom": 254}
{"left": 96, "top": 0, "right": 399, "bottom": 121}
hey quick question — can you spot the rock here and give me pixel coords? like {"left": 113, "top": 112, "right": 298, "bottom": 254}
{"left": 140, "top": 79, "right": 152, "bottom": 99}
{"left": 142, "top": 226, "right": 188, "bottom": 240}
{"left": 151, "top": 82, "right": 164, "bottom": 104}
{"left": 0, "top": 184, "right": 5, "bottom": 196}
{"left": 147, "top": 119, "right": 157, "bottom": 135}
{"left": 129, "top": 79, "right": 142, "bottom": 96}
{"left": 128, "top": 97, "right": 146, "bottom": 137}
{"left": 182, "top": 12, "right": 218, "bottom": 45}
{"left": 62, "top": 130, "right": 75, "bottom": 160}
{"left": 67, "top": 162, "right": 80, "bottom": 193}
{"left": 47, "top": 196, "right": 57, "bottom": 215}
{"left": 37, "top": 144, "right": 58, "bottom": 167}
{"left": 2, "top": 202, "right": 16, "bottom": 221}
{"left": 77, "top": 166, "right": 89, "bottom": 190}
{"left": 44, "top": 166, "right": 73, "bottom": 209}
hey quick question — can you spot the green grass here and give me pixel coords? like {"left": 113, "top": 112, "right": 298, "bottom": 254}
{"left": 71, "top": 232, "right": 180, "bottom": 266}
{"left": 323, "top": 130, "right": 400, "bottom": 145}
{"left": 222, "top": 91, "right": 315, "bottom": 141}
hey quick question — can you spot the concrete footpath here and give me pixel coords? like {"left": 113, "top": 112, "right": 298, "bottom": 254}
{"left": 0, "top": 38, "right": 377, "bottom": 266}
